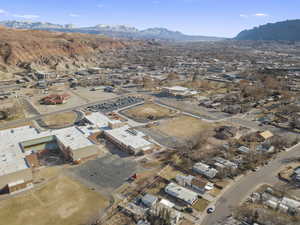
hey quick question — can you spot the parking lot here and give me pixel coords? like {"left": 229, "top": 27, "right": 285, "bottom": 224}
{"left": 86, "top": 96, "right": 144, "bottom": 113}
{"left": 69, "top": 154, "right": 138, "bottom": 192}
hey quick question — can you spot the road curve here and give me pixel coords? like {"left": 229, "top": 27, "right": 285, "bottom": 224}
{"left": 202, "top": 143, "right": 300, "bottom": 225}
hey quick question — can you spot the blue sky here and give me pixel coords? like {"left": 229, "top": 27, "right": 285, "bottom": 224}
{"left": 0, "top": 0, "right": 299, "bottom": 37}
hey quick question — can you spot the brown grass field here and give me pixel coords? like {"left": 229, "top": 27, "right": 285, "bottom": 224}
{"left": 192, "top": 198, "right": 210, "bottom": 212}
{"left": 159, "top": 165, "right": 184, "bottom": 181}
{"left": 0, "top": 176, "right": 109, "bottom": 225}
{"left": 123, "top": 103, "right": 177, "bottom": 121}
{"left": 155, "top": 115, "right": 213, "bottom": 139}
{"left": 42, "top": 111, "right": 77, "bottom": 127}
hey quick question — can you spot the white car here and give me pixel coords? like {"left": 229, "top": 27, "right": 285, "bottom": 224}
{"left": 205, "top": 182, "right": 214, "bottom": 191}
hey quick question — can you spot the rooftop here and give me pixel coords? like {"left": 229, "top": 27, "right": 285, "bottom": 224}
{"left": 165, "top": 182, "right": 198, "bottom": 205}
{"left": 164, "top": 86, "right": 189, "bottom": 92}
{"left": 85, "top": 112, "right": 123, "bottom": 129}
{"left": 104, "top": 125, "right": 153, "bottom": 151}
{"left": 0, "top": 125, "right": 94, "bottom": 177}
{"left": 259, "top": 130, "right": 274, "bottom": 140}
{"left": 0, "top": 126, "right": 39, "bottom": 177}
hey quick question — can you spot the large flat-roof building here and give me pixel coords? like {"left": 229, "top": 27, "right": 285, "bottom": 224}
{"left": 162, "top": 86, "right": 198, "bottom": 98}
{"left": 104, "top": 125, "right": 155, "bottom": 155}
{"left": 85, "top": 112, "right": 126, "bottom": 130}
{"left": 0, "top": 125, "right": 97, "bottom": 193}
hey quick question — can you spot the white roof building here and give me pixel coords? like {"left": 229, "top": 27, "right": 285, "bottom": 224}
{"left": 159, "top": 199, "right": 175, "bottom": 208}
{"left": 162, "top": 86, "right": 198, "bottom": 97}
{"left": 0, "top": 125, "right": 95, "bottom": 177}
{"left": 214, "top": 157, "right": 238, "bottom": 169}
{"left": 104, "top": 125, "right": 154, "bottom": 155}
{"left": 165, "top": 182, "right": 198, "bottom": 205}
{"left": 282, "top": 197, "right": 300, "bottom": 209}
{"left": 0, "top": 126, "right": 39, "bottom": 177}
{"left": 85, "top": 112, "right": 123, "bottom": 129}
{"left": 193, "top": 162, "right": 218, "bottom": 179}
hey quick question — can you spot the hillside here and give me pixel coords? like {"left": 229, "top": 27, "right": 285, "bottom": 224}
{"left": 235, "top": 20, "right": 300, "bottom": 41}
{"left": 0, "top": 26, "right": 143, "bottom": 74}
{"left": 0, "top": 20, "right": 225, "bottom": 42}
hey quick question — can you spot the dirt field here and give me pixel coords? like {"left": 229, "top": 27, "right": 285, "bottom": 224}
{"left": 42, "top": 111, "right": 77, "bottom": 127}
{"left": 0, "top": 71, "right": 14, "bottom": 81}
{"left": 193, "top": 198, "right": 210, "bottom": 212}
{"left": 122, "top": 103, "right": 177, "bottom": 122}
{"left": 0, "top": 99, "right": 26, "bottom": 123}
{"left": 0, "top": 121, "right": 33, "bottom": 130}
{"left": 0, "top": 176, "right": 109, "bottom": 225}
{"left": 71, "top": 87, "right": 117, "bottom": 102}
{"left": 155, "top": 115, "right": 213, "bottom": 139}
{"left": 103, "top": 211, "right": 135, "bottom": 225}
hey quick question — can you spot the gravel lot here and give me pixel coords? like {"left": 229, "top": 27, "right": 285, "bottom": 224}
{"left": 71, "top": 87, "right": 117, "bottom": 102}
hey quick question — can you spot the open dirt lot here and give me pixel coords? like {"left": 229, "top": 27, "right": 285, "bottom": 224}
{"left": 155, "top": 115, "right": 213, "bottom": 139}
{"left": 71, "top": 87, "right": 117, "bottom": 102}
{"left": 42, "top": 111, "right": 78, "bottom": 127}
{"left": 0, "top": 175, "right": 109, "bottom": 225}
{"left": 138, "top": 115, "right": 215, "bottom": 149}
{"left": 159, "top": 165, "right": 184, "bottom": 181}
{"left": 0, "top": 71, "right": 14, "bottom": 81}
{"left": 103, "top": 211, "right": 135, "bottom": 225}
{"left": 0, "top": 99, "right": 26, "bottom": 123}
{"left": 193, "top": 198, "right": 210, "bottom": 212}
{"left": 122, "top": 103, "right": 177, "bottom": 122}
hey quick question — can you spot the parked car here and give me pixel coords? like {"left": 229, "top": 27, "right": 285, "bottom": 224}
{"left": 207, "top": 206, "right": 215, "bottom": 214}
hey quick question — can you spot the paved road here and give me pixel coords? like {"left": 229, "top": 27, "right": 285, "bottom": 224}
{"left": 202, "top": 143, "right": 300, "bottom": 225}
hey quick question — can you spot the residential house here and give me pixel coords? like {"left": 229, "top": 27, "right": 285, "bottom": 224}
{"left": 193, "top": 162, "right": 218, "bottom": 179}
{"left": 164, "top": 183, "right": 198, "bottom": 205}
{"left": 141, "top": 194, "right": 158, "bottom": 208}
{"left": 175, "top": 174, "right": 213, "bottom": 194}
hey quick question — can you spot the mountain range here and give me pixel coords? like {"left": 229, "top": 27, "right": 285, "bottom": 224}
{"left": 0, "top": 26, "right": 145, "bottom": 76}
{"left": 0, "top": 20, "right": 225, "bottom": 42}
{"left": 235, "top": 20, "right": 300, "bottom": 41}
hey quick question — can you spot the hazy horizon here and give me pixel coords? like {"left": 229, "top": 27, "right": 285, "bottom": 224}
{"left": 0, "top": 0, "right": 299, "bottom": 38}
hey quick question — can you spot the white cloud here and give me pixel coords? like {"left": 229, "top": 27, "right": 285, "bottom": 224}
{"left": 69, "top": 13, "right": 80, "bottom": 17}
{"left": 0, "top": 9, "right": 8, "bottom": 15}
{"left": 13, "top": 14, "right": 40, "bottom": 19}
{"left": 239, "top": 13, "right": 269, "bottom": 18}
{"left": 240, "top": 14, "right": 249, "bottom": 18}
{"left": 254, "top": 13, "right": 268, "bottom": 17}
{"left": 97, "top": 4, "right": 104, "bottom": 8}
